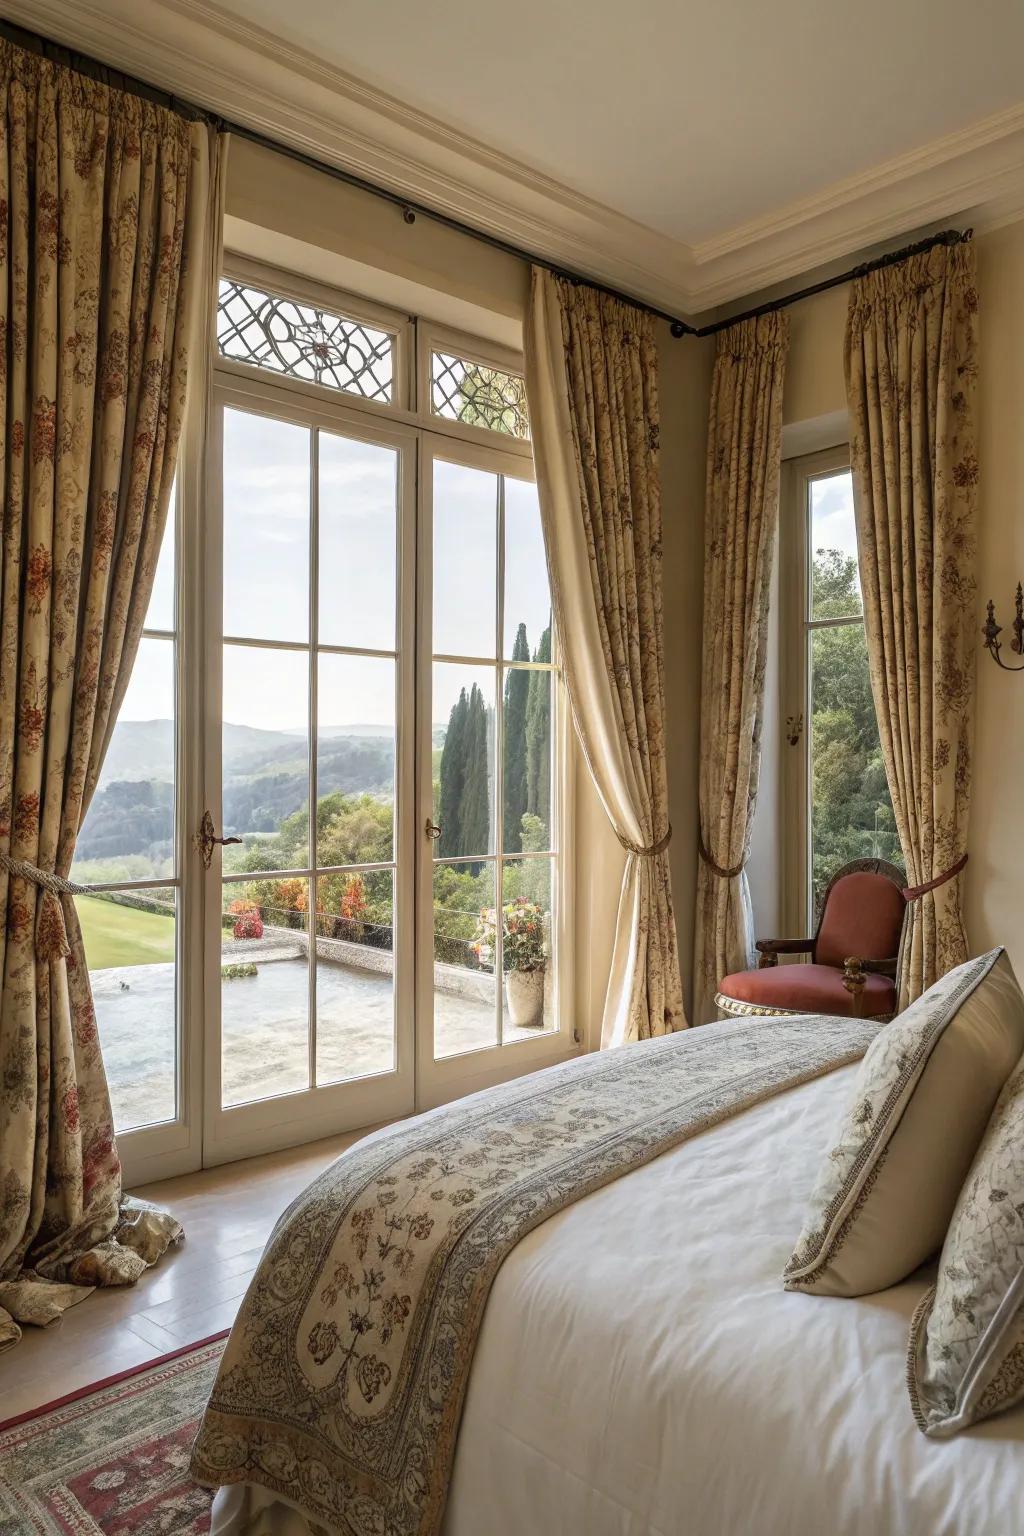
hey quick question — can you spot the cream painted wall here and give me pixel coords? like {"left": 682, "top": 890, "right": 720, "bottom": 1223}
{"left": 753, "top": 218, "right": 1024, "bottom": 978}
{"left": 223, "top": 139, "right": 709, "bottom": 1046}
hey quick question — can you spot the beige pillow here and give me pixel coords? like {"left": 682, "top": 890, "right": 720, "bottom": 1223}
{"left": 784, "top": 948, "right": 1024, "bottom": 1297}
{"left": 908, "top": 1054, "right": 1024, "bottom": 1436}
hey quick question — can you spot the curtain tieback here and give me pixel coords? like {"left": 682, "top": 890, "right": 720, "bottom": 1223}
{"left": 616, "top": 824, "right": 673, "bottom": 859}
{"left": 902, "top": 852, "right": 968, "bottom": 903}
{"left": 0, "top": 851, "right": 97, "bottom": 961}
{"left": 697, "top": 832, "right": 745, "bottom": 880}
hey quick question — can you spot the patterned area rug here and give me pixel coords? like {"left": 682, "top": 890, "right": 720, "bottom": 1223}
{"left": 0, "top": 1334, "right": 227, "bottom": 1534}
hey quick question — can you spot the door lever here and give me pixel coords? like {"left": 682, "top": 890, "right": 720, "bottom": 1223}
{"left": 425, "top": 818, "right": 442, "bottom": 841}
{"left": 195, "top": 809, "right": 243, "bottom": 870}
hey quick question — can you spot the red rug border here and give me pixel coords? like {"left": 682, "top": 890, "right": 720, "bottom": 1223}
{"left": 0, "top": 1327, "right": 230, "bottom": 1434}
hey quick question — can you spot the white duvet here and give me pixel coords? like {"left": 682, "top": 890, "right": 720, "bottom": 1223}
{"left": 213, "top": 1062, "right": 1024, "bottom": 1536}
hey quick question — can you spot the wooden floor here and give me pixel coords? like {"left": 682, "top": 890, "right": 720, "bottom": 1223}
{"left": 0, "top": 1128, "right": 369, "bottom": 1422}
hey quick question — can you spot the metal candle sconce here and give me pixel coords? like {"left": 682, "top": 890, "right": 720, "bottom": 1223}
{"left": 983, "top": 584, "right": 1024, "bottom": 671}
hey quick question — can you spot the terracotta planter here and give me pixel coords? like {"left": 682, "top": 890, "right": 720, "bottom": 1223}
{"left": 505, "top": 966, "right": 545, "bottom": 1026}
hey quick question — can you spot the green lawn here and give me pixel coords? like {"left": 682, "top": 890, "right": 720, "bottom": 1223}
{"left": 77, "top": 895, "right": 176, "bottom": 970}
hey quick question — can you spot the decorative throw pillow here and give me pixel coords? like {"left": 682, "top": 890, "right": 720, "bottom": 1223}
{"left": 784, "top": 948, "right": 1024, "bottom": 1297}
{"left": 907, "top": 1055, "right": 1024, "bottom": 1436}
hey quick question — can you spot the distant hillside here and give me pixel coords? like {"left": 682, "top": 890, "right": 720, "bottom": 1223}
{"left": 79, "top": 719, "right": 402, "bottom": 864}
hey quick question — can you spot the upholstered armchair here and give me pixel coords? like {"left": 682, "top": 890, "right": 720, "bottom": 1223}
{"left": 715, "top": 859, "right": 906, "bottom": 1021}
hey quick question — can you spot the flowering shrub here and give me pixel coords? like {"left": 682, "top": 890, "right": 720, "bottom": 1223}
{"left": 228, "top": 897, "right": 264, "bottom": 941}
{"left": 336, "top": 873, "right": 367, "bottom": 941}
{"left": 472, "top": 898, "right": 547, "bottom": 972}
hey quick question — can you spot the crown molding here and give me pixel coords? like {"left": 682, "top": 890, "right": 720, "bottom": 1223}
{"left": 8, "top": 0, "right": 1024, "bottom": 317}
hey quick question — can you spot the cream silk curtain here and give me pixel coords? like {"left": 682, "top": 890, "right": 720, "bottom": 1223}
{"left": 0, "top": 41, "right": 220, "bottom": 1350}
{"left": 692, "top": 314, "right": 788, "bottom": 1025}
{"left": 845, "top": 240, "right": 979, "bottom": 1007}
{"left": 524, "top": 268, "right": 684, "bottom": 1047}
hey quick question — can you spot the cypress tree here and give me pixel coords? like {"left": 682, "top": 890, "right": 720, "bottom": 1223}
{"left": 525, "top": 626, "right": 552, "bottom": 834}
{"left": 438, "top": 688, "right": 468, "bottom": 857}
{"left": 460, "top": 684, "right": 492, "bottom": 864}
{"left": 502, "top": 623, "right": 531, "bottom": 853}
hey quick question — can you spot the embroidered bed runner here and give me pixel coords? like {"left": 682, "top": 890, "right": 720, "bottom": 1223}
{"left": 191, "top": 1014, "right": 877, "bottom": 1536}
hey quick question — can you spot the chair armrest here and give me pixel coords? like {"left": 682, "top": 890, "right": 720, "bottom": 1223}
{"left": 755, "top": 937, "right": 815, "bottom": 970}
{"left": 861, "top": 956, "right": 898, "bottom": 979}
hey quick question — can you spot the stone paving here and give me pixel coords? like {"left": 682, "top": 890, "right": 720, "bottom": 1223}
{"left": 92, "top": 947, "right": 551, "bottom": 1133}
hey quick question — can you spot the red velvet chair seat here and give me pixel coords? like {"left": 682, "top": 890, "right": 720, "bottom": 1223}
{"left": 718, "top": 962, "right": 896, "bottom": 1018}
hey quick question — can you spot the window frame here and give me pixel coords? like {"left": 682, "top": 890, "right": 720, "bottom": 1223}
{"left": 416, "top": 319, "right": 530, "bottom": 449}
{"left": 215, "top": 261, "right": 573, "bottom": 1135}
{"left": 780, "top": 443, "right": 861, "bottom": 933}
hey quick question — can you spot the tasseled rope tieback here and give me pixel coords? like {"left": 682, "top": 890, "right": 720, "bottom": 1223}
{"left": 0, "top": 851, "right": 99, "bottom": 961}
{"left": 697, "top": 832, "right": 746, "bottom": 880}
{"left": 616, "top": 824, "right": 673, "bottom": 859}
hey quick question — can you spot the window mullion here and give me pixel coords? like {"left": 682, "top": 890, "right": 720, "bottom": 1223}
{"left": 495, "top": 474, "right": 505, "bottom": 1046}
{"left": 308, "top": 428, "right": 320, "bottom": 1090}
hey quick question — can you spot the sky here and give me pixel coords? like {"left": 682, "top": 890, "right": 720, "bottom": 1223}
{"left": 810, "top": 469, "right": 860, "bottom": 570}
{"left": 118, "top": 408, "right": 552, "bottom": 734}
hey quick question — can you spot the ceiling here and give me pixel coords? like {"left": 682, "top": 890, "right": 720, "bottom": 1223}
{"left": 12, "top": 0, "right": 1024, "bottom": 313}
{"left": 208, "top": 0, "right": 1024, "bottom": 248}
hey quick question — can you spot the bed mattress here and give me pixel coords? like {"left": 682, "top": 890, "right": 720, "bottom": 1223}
{"left": 214, "top": 1061, "right": 1024, "bottom": 1536}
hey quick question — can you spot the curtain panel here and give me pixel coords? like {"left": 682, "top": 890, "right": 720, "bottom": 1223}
{"left": 692, "top": 314, "right": 788, "bottom": 1025}
{"left": 0, "top": 40, "right": 218, "bottom": 1350}
{"left": 524, "top": 268, "right": 684, "bottom": 1048}
{"left": 844, "top": 240, "right": 980, "bottom": 1007}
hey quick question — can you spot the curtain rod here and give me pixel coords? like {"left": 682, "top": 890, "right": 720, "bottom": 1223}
{"left": 0, "top": 18, "right": 974, "bottom": 340}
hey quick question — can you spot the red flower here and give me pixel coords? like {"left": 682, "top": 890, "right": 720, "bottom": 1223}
{"left": 63, "top": 1086, "right": 80, "bottom": 1135}
{"left": 13, "top": 790, "right": 39, "bottom": 839}
{"left": 25, "top": 545, "right": 52, "bottom": 612}
{"left": 30, "top": 397, "right": 56, "bottom": 466}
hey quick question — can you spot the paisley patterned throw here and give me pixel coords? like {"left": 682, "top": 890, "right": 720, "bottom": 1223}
{"left": 191, "top": 1015, "right": 877, "bottom": 1536}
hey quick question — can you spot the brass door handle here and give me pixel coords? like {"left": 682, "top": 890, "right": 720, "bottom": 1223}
{"left": 425, "top": 818, "right": 442, "bottom": 841}
{"left": 195, "top": 809, "right": 243, "bottom": 869}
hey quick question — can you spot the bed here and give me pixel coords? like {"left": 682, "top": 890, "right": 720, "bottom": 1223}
{"left": 203, "top": 1030, "right": 1024, "bottom": 1536}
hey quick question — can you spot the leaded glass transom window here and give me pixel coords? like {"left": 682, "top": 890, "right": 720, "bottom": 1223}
{"left": 430, "top": 350, "right": 529, "bottom": 440}
{"left": 217, "top": 278, "right": 394, "bottom": 402}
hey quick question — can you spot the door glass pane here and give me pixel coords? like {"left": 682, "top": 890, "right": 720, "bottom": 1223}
{"left": 80, "top": 890, "right": 177, "bottom": 1132}
{"left": 318, "top": 432, "right": 397, "bottom": 652}
{"left": 503, "top": 478, "right": 550, "bottom": 659}
{"left": 433, "top": 663, "right": 495, "bottom": 860}
{"left": 223, "top": 408, "right": 310, "bottom": 642}
{"left": 433, "top": 860, "right": 497, "bottom": 1057}
{"left": 501, "top": 857, "right": 554, "bottom": 1038}
{"left": 502, "top": 665, "right": 552, "bottom": 853}
{"left": 221, "top": 878, "right": 310, "bottom": 1106}
{"left": 809, "top": 624, "right": 902, "bottom": 915}
{"left": 222, "top": 645, "right": 309, "bottom": 865}
{"left": 432, "top": 461, "right": 496, "bottom": 657}
{"left": 315, "top": 870, "right": 395, "bottom": 1084}
{"left": 74, "top": 636, "right": 175, "bottom": 883}
{"left": 317, "top": 653, "right": 394, "bottom": 863}
{"left": 810, "top": 470, "right": 862, "bottom": 619}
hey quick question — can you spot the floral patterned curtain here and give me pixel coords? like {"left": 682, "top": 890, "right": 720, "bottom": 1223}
{"left": 525, "top": 269, "right": 684, "bottom": 1046}
{"left": 0, "top": 41, "right": 216, "bottom": 1350}
{"left": 692, "top": 314, "right": 788, "bottom": 1024}
{"left": 845, "top": 240, "right": 979, "bottom": 1007}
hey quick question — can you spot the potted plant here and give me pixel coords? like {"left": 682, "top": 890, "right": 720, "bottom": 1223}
{"left": 474, "top": 898, "right": 548, "bottom": 1026}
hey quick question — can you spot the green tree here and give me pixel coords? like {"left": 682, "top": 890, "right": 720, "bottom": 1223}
{"left": 502, "top": 623, "right": 531, "bottom": 852}
{"left": 524, "top": 625, "right": 551, "bottom": 835}
{"left": 438, "top": 689, "right": 469, "bottom": 858}
{"left": 460, "top": 684, "right": 492, "bottom": 864}
{"left": 809, "top": 548, "right": 902, "bottom": 912}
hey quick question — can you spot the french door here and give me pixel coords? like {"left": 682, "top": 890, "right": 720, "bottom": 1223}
{"left": 79, "top": 274, "right": 572, "bottom": 1184}
{"left": 201, "top": 375, "right": 418, "bottom": 1164}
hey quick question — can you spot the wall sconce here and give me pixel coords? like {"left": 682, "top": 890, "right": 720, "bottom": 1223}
{"left": 983, "top": 584, "right": 1024, "bottom": 671}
